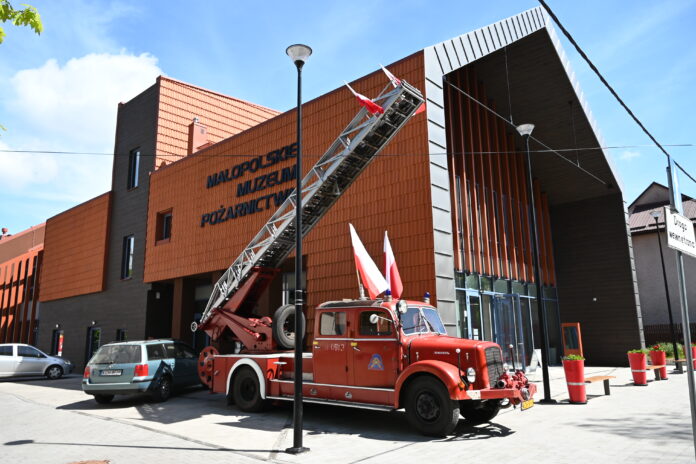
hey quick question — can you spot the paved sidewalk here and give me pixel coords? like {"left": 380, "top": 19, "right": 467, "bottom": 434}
{"left": 1, "top": 365, "right": 694, "bottom": 463}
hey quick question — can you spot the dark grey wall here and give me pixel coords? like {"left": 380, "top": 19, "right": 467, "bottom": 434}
{"left": 551, "top": 193, "right": 643, "bottom": 366}
{"left": 38, "top": 84, "right": 162, "bottom": 368}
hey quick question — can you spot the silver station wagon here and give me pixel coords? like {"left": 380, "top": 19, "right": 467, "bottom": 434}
{"left": 82, "top": 339, "right": 200, "bottom": 404}
{"left": 0, "top": 343, "right": 73, "bottom": 380}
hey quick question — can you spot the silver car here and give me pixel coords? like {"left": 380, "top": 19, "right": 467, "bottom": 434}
{"left": 0, "top": 343, "right": 73, "bottom": 380}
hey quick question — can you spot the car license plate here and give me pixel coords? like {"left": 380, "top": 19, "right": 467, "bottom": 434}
{"left": 100, "top": 369, "right": 122, "bottom": 376}
{"left": 521, "top": 398, "right": 534, "bottom": 410}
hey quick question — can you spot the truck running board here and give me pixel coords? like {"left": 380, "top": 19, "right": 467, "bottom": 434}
{"left": 198, "top": 80, "right": 424, "bottom": 330}
{"left": 265, "top": 395, "right": 395, "bottom": 412}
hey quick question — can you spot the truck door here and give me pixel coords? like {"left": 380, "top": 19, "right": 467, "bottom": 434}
{"left": 350, "top": 309, "right": 398, "bottom": 388}
{"left": 313, "top": 310, "right": 350, "bottom": 385}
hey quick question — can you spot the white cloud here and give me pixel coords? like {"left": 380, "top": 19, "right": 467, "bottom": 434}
{"left": 9, "top": 52, "right": 162, "bottom": 149}
{"left": 0, "top": 52, "right": 162, "bottom": 201}
{"left": 620, "top": 150, "right": 641, "bottom": 161}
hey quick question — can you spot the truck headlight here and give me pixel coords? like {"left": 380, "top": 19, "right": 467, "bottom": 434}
{"left": 466, "top": 367, "right": 476, "bottom": 383}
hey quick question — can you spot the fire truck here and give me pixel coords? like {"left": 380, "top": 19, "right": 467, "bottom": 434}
{"left": 193, "top": 76, "right": 535, "bottom": 437}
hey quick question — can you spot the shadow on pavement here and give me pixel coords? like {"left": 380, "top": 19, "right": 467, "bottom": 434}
{"left": 568, "top": 411, "right": 693, "bottom": 442}
{"left": 0, "top": 375, "right": 83, "bottom": 390}
{"left": 3, "top": 438, "right": 281, "bottom": 454}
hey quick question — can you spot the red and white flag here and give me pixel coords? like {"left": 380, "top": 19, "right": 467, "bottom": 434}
{"left": 380, "top": 64, "right": 401, "bottom": 88}
{"left": 383, "top": 231, "right": 403, "bottom": 298}
{"left": 344, "top": 82, "right": 384, "bottom": 115}
{"left": 349, "top": 224, "right": 388, "bottom": 299}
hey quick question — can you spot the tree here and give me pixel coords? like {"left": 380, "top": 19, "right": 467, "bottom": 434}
{"left": 0, "top": 0, "right": 42, "bottom": 44}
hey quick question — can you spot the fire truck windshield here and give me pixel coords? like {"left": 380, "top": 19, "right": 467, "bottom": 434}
{"left": 401, "top": 307, "right": 447, "bottom": 335}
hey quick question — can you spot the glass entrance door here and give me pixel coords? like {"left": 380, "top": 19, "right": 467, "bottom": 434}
{"left": 465, "top": 292, "right": 483, "bottom": 341}
{"left": 491, "top": 294, "right": 526, "bottom": 370}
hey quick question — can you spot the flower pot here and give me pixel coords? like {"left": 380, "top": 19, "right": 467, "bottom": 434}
{"left": 649, "top": 350, "right": 668, "bottom": 380}
{"left": 628, "top": 352, "right": 647, "bottom": 386}
{"left": 692, "top": 346, "right": 696, "bottom": 369}
{"left": 563, "top": 359, "right": 586, "bottom": 404}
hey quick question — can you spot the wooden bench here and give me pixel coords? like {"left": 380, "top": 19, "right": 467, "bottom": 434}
{"left": 646, "top": 365, "right": 666, "bottom": 381}
{"left": 585, "top": 375, "right": 615, "bottom": 395}
{"left": 673, "top": 359, "right": 686, "bottom": 373}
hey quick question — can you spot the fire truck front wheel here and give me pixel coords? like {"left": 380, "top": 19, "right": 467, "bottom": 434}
{"left": 405, "top": 376, "right": 460, "bottom": 437}
{"left": 232, "top": 366, "right": 269, "bottom": 412}
{"left": 459, "top": 399, "right": 501, "bottom": 424}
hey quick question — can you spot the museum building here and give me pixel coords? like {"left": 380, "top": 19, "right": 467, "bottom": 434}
{"left": 31, "top": 7, "right": 643, "bottom": 368}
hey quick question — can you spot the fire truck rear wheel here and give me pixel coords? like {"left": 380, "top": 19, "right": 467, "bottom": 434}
{"left": 232, "top": 366, "right": 269, "bottom": 412}
{"left": 459, "top": 399, "right": 501, "bottom": 424}
{"left": 272, "top": 304, "right": 306, "bottom": 350}
{"left": 405, "top": 376, "right": 460, "bottom": 437}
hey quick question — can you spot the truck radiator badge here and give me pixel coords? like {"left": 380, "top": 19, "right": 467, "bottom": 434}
{"left": 368, "top": 354, "right": 385, "bottom": 371}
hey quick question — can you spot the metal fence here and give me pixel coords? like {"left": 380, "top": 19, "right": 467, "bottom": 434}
{"left": 643, "top": 323, "right": 696, "bottom": 346}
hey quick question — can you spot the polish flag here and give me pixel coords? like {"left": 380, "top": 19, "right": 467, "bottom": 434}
{"left": 413, "top": 102, "right": 426, "bottom": 115}
{"left": 383, "top": 231, "right": 403, "bottom": 299}
{"left": 380, "top": 64, "right": 401, "bottom": 88}
{"left": 349, "top": 224, "right": 388, "bottom": 299}
{"left": 344, "top": 82, "right": 384, "bottom": 115}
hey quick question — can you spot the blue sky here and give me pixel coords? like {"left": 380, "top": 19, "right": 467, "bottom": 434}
{"left": 1, "top": 0, "right": 694, "bottom": 234}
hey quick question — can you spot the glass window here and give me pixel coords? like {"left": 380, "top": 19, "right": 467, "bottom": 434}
{"left": 146, "top": 344, "right": 166, "bottom": 360}
{"left": 282, "top": 271, "right": 306, "bottom": 305}
{"left": 156, "top": 210, "right": 172, "bottom": 242}
{"left": 319, "top": 312, "right": 347, "bottom": 336}
{"left": 115, "top": 329, "right": 127, "bottom": 342}
{"left": 121, "top": 235, "right": 134, "bottom": 279}
{"left": 91, "top": 345, "right": 141, "bottom": 364}
{"left": 175, "top": 343, "right": 197, "bottom": 359}
{"left": 0, "top": 345, "right": 13, "bottom": 356}
{"left": 127, "top": 148, "right": 140, "bottom": 189}
{"left": 18, "top": 346, "right": 42, "bottom": 358}
{"left": 165, "top": 344, "right": 176, "bottom": 359}
{"left": 400, "top": 307, "right": 446, "bottom": 335}
{"left": 359, "top": 310, "right": 393, "bottom": 336}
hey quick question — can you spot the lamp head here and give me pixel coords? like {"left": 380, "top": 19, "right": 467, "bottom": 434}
{"left": 650, "top": 210, "right": 661, "bottom": 220}
{"left": 516, "top": 123, "right": 535, "bottom": 137}
{"left": 286, "top": 44, "right": 312, "bottom": 68}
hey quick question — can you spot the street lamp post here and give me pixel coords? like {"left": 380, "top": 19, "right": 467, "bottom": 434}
{"left": 650, "top": 210, "right": 682, "bottom": 372}
{"left": 516, "top": 123, "right": 556, "bottom": 404}
{"left": 286, "top": 43, "right": 312, "bottom": 455}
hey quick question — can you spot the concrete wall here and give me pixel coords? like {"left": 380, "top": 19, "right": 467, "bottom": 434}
{"left": 551, "top": 193, "right": 643, "bottom": 365}
{"left": 633, "top": 231, "right": 696, "bottom": 326}
{"left": 37, "top": 84, "right": 161, "bottom": 368}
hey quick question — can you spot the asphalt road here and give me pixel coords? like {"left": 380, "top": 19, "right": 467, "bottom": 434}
{"left": 0, "top": 366, "right": 694, "bottom": 464}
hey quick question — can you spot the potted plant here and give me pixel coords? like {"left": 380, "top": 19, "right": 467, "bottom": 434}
{"left": 627, "top": 349, "right": 648, "bottom": 386}
{"left": 692, "top": 343, "right": 696, "bottom": 369}
{"left": 649, "top": 345, "right": 668, "bottom": 380}
{"left": 562, "top": 354, "right": 586, "bottom": 404}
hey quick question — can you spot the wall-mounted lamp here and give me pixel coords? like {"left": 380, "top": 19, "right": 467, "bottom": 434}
{"left": 91, "top": 320, "right": 96, "bottom": 326}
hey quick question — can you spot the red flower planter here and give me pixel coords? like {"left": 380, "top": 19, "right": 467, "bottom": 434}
{"left": 628, "top": 352, "right": 648, "bottom": 386}
{"left": 649, "top": 350, "right": 668, "bottom": 380}
{"left": 692, "top": 346, "right": 696, "bottom": 369}
{"left": 563, "top": 359, "right": 586, "bottom": 404}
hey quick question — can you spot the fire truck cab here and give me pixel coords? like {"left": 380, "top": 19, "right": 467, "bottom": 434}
{"left": 208, "top": 298, "right": 535, "bottom": 437}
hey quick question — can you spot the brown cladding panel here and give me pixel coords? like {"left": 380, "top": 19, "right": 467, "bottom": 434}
{"left": 40, "top": 193, "right": 112, "bottom": 302}
{"left": 145, "top": 53, "right": 432, "bottom": 314}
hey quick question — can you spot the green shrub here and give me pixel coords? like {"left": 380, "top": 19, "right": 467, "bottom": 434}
{"left": 562, "top": 354, "right": 585, "bottom": 361}
{"left": 653, "top": 342, "right": 684, "bottom": 358}
{"left": 627, "top": 348, "right": 648, "bottom": 354}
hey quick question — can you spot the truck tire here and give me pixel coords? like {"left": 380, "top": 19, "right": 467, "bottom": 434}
{"left": 272, "top": 304, "right": 305, "bottom": 350}
{"left": 459, "top": 399, "right": 501, "bottom": 424}
{"left": 405, "top": 376, "right": 459, "bottom": 437}
{"left": 232, "top": 366, "right": 268, "bottom": 412}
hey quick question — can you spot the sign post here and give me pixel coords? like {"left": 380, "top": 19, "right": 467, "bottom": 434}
{"left": 666, "top": 160, "right": 696, "bottom": 461}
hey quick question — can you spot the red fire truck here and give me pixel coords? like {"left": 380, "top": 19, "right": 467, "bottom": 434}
{"left": 193, "top": 77, "right": 535, "bottom": 437}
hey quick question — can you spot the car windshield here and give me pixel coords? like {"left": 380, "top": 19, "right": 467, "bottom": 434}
{"left": 400, "top": 306, "right": 447, "bottom": 335}
{"left": 91, "top": 345, "right": 141, "bottom": 364}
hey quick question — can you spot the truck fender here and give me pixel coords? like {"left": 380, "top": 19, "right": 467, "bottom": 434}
{"left": 226, "top": 359, "right": 267, "bottom": 399}
{"left": 394, "top": 360, "right": 462, "bottom": 408}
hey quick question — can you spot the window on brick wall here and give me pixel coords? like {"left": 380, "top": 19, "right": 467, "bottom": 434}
{"left": 156, "top": 210, "right": 172, "bottom": 243}
{"left": 121, "top": 235, "right": 134, "bottom": 279}
{"left": 127, "top": 148, "right": 140, "bottom": 189}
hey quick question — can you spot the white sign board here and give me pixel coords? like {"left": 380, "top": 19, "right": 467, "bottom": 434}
{"left": 665, "top": 206, "right": 696, "bottom": 258}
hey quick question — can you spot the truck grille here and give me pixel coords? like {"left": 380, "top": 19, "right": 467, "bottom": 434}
{"left": 485, "top": 346, "right": 505, "bottom": 387}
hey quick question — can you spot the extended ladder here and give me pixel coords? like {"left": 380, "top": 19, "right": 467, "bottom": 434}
{"left": 198, "top": 80, "right": 424, "bottom": 327}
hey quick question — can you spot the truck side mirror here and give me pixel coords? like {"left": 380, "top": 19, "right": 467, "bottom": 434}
{"left": 396, "top": 300, "right": 408, "bottom": 314}
{"left": 369, "top": 313, "right": 379, "bottom": 324}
